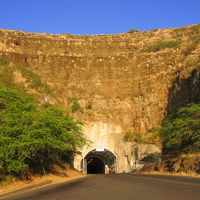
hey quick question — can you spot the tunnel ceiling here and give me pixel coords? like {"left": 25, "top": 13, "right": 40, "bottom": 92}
{"left": 85, "top": 149, "right": 116, "bottom": 165}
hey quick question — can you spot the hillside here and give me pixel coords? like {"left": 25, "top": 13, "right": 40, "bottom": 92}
{"left": 0, "top": 24, "right": 200, "bottom": 133}
{"left": 0, "top": 24, "right": 200, "bottom": 175}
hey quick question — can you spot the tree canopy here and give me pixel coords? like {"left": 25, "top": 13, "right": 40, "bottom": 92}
{"left": 161, "top": 103, "right": 200, "bottom": 156}
{"left": 0, "top": 88, "right": 87, "bottom": 178}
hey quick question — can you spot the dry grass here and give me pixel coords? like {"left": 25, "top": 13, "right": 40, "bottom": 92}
{"left": 179, "top": 153, "right": 200, "bottom": 159}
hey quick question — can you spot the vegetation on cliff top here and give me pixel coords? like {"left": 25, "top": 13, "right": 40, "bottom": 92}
{"left": 143, "top": 40, "right": 181, "bottom": 52}
{"left": 161, "top": 103, "right": 200, "bottom": 156}
{"left": 126, "top": 28, "right": 139, "bottom": 33}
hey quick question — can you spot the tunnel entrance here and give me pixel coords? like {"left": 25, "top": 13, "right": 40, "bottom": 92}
{"left": 82, "top": 148, "right": 117, "bottom": 174}
{"left": 87, "top": 157, "right": 105, "bottom": 174}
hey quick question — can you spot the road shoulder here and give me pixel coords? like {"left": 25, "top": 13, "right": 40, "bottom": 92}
{"left": 0, "top": 170, "right": 85, "bottom": 199}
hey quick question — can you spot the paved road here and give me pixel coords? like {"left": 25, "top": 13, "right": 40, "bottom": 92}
{"left": 1, "top": 174, "right": 200, "bottom": 200}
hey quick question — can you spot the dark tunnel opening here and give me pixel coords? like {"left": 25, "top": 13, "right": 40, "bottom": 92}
{"left": 87, "top": 157, "right": 105, "bottom": 174}
{"left": 83, "top": 149, "right": 117, "bottom": 174}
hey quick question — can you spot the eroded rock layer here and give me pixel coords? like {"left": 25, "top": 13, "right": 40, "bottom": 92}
{"left": 0, "top": 25, "right": 200, "bottom": 172}
{"left": 1, "top": 25, "right": 200, "bottom": 133}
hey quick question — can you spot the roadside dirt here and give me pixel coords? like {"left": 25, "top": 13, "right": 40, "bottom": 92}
{"left": 0, "top": 168, "right": 85, "bottom": 194}
{"left": 137, "top": 170, "right": 200, "bottom": 178}
{"left": 139, "top": 153, "right": 200, "bottom": 177}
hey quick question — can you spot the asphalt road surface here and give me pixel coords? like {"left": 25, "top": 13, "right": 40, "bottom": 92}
{"left": 1, "top": 174, "right": 200, "bottom": 200}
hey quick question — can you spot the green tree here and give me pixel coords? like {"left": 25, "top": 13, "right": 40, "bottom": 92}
{"left": 0, "top": 88, "right": 87, "bottom": 178}
{"left": 161, "top": 103, "right": 200, "bottom": 156}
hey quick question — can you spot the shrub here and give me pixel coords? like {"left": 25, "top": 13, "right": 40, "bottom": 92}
{"left": 143, "top": 40, "right": 181, "bottom": 52}
{"left": 85, "top": 103, "right": 92, "bottom": 110}
{"left": 67, "top": 97, "right": 83, "bottom": 113}
{"left": 160, "top": 103, "right": 200, "bottom": 156}
{"left": 0, "top": 88, "right": 87, "bottom": 178}
{"left": 127, "top": 28, "right": 139, "bottom": 33}
{"left": 124, "top": 131, "right": 143, "bottom": 143}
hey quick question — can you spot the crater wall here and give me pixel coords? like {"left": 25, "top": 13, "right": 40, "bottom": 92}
{"left": 0, "top": 24, "right": 199, "bottom": 172}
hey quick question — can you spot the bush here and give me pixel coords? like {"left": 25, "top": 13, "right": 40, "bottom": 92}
{"left": 67, "top": 97, "right": 83, "bottom": 113}
{"left": 127, "top": 28, "right": 139, "bottom": 33}
{"left": 85, "top": 103, "right": 92, "bottom": 110}
{"left": 160, "top": 103, "right": 200, "bottom": 156}
{"left": 124, "top": 131, "right": 143, "bottom": 143}
{"left": 143, "top": 40, "right": 181, "bottom": 52}
{"left": 0, "top": 88, "right": 87, "bottom": 178}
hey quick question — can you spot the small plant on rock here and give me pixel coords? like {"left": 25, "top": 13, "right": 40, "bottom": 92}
{"left": 67, "top": 97, "right": 83, "bottom": 113}
{"left": 143, "top": 40, "right": 181, "bottom": 52}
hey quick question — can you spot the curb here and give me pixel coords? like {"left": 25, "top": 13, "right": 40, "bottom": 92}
{"left": 0, "top": 179, "right": 52, "bottom": 199}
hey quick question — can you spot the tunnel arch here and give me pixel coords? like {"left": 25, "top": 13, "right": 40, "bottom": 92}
{"left": 82, "top": 148, "right": 117, "bottom": 174}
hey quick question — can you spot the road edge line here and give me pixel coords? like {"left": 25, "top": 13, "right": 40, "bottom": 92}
{"left": 0, "top": 180, "right": 52, "bottom": 199}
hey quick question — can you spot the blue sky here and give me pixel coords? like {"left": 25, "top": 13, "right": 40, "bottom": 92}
{"left": 0, "top": 0, "right": 199, "bottom": 34}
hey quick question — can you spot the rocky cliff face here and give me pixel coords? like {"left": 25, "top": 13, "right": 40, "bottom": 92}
{"left": 0, "top": 24, "right": 200, "bottom": 135}
{"left": 140, "top": 154, "right": 200, "bottom": 174}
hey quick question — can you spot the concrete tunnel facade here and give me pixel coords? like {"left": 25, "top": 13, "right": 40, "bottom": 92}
{"left": 74, "top": 122, "right": 161, "bottom": 174}
{"left": 74, "top": 122, "right": 139, "bottom": 173}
